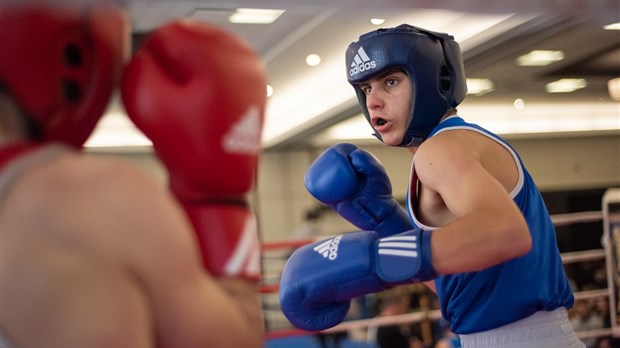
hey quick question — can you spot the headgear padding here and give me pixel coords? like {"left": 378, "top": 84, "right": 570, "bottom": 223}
{"left": 346, "top": 24, "right": 467, "bottom": 146}
{"left": 0, "top": 1, "right": 129, "bottom": 147}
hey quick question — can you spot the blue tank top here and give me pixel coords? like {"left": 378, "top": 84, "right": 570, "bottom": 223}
{"left": 407, "top": 116, "right": 574, "bottom": 334}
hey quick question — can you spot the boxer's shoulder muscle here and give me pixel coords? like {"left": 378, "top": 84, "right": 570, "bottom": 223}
{"left": 6, "top": 153, "right": 157, "bottom": 230}
{"left": 0, "top": 153, "right": 158, "bottom": 347}
{"left": 3, "top": 151, "right": 195, "bottom": 269}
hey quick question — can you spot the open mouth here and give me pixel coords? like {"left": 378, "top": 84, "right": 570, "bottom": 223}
{"left": 376, "top": 118, "right": 387, "bottom": 126}
{"left": 372, "top": 117, "right": 389, "bottom": 129}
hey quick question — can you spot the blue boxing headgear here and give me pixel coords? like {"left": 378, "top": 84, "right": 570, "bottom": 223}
{"left": 346, "top": 24, "right": 467, "bottom": 146}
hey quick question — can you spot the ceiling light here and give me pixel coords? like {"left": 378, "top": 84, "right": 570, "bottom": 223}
{"left": 466, "top": 78, "right": 494, "bottom": 96}
{"left": 516, "top": 50, "right": 565, "bottom": 66}
{"left": 267, "top": 84, "right": 274, "bottom": 97}
{"left": 305, "top": 54, "right": 321, "bottom": 67}
{"left": 545, "top": 78, "right": 587, "bottom": 93}
{"left": 604, "top": 22, "right": 620, "bottom": 30}
{"left": 228, "top": 8, "right": 285, "bottom": 24}
{"left": 370, "top": 18, "right": 385, "bottom": 25}
{"left": 513, "top": 98, "right": 525, "bottom": 110}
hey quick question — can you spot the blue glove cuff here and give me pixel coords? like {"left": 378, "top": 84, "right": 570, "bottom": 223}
{"left": 374, "top": 228, "right": 437, "bottom": 283}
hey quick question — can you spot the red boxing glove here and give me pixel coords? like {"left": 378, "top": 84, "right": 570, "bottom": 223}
{"left": 121, "top": 20, "right": 266, "bottom": 281}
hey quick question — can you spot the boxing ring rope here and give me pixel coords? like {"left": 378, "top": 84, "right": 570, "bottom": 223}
{"left": 261, "top": 210, "right": 611, "bottom": 342}
{"left": 551, "top": 210, "right": 603, "bottom": 226}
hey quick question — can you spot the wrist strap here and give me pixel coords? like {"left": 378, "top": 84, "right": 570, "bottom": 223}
{"left": 374, "top": 228, "right": 436, "bottom": 283}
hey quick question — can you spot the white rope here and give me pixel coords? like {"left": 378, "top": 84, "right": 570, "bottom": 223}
{"left": 264, "top": 287, "right": 613, "bottom": 338}
{"left": 321, "top": 309, "right": 442, "bottom": 334}
{"left": 261, "top": 211, "right": 605, "bottom": 256}
{"left": 573, "top": 288, "right": 609, "bottom": 301}
{"left": 561, "top": 249, "right": 606, "bottom": 264}
{"left": 575, "top": 327, "right": 613, "bottom": 340}
{"left": 551, "top": 210, "right": 603, "bottom": 226}
{"left": 289, "top": 287, "right": 612, "bottom": 335}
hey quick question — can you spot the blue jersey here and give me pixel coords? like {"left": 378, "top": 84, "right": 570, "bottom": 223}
{"left": 406, "top": 116, "right": 574, "bottom": 334}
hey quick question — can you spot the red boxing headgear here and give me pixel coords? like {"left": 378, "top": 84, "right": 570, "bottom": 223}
{"left": 0, "top": 1, "right": 129, "bottom": 147}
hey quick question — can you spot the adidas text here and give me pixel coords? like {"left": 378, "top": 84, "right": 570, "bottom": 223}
{"left": 349, "top": 61, "right": 376, "bottom": 76}
{"left": 349, "top": 47, "right": 376, "bottom": 76}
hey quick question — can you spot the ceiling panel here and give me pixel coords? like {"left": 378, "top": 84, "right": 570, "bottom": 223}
{"left": 86, "top": 0, "right": 620, "bottom": 150}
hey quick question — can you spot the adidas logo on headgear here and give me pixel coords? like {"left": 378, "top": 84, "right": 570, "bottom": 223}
{"left": 313, "top": 235, "right": 343, "bottom": 260}
{"left": 349, "top": 47, "right": 376, "bottom": 77}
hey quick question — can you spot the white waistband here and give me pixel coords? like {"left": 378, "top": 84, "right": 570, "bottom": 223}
{"left": 459, "top": 308, "right": 585, "bottom": 348}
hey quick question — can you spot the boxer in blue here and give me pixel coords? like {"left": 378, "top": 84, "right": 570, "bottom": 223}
{"left": 280, "top": 24, "right": 584, "bottom": 347}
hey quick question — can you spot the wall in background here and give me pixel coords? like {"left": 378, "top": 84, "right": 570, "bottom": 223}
{"left": 256, "top": 132, "right": 620, "bottom": 242}
{"left": 95, "top": 132, "right": 620, "bottom": 243}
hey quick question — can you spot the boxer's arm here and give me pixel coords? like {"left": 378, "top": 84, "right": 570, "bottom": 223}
{"left": 121, "top": 20, "right": 265, "bottom": 282}
{"left": 117, "top": 165, "right": 262, "bottom": 348}
{"left": 119, "top": 20, "right": 265, "bottom": 347}
{"left": 414, "top": 131, "right": 531, "bottom": 275}
{"left": 42, "top": 156, "right": 261, "bottom": 348}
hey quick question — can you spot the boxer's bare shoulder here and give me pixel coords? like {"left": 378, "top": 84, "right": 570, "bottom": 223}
{"left": 0, "top": 152, "right": 158, "bottom": 347}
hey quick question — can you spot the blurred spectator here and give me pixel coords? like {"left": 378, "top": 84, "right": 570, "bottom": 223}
{"left": 593, "top": 336, "right": 620, "bottom": 348}
{"left": 570, "top": 299, "right": 605, "bottom": 348}
{"left": 367, "top": 288, "right": 423, "bottom": 348}
{"left": 594, "top": 296, "right": 611, "bottom": 328}
{"left": 432, "top": 317, "right": 461, "bottom": 348}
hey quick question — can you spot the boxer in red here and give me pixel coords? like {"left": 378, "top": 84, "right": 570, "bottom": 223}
{"left": 0, "top": 1, "right": 266, "bottom": 347}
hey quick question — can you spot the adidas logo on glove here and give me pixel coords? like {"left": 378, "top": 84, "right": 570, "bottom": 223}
{"left": 349, "top": 47, "right": 376, "bottom": 76}
{"left": 313, "top": 235, "right": 343, "bottom": 260}
{"left": 222, "top": 106, "right": 262, "bottom": 155}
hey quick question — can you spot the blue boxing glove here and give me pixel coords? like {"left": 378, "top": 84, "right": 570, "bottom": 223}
{"left": 305, "top": 143, "right": 412, "bottom": 237}
{"left": 279, "top": 228, "right": 436, "bottom": 331}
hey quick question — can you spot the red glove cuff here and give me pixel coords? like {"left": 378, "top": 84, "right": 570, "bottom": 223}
{"left": 182, "top": 203, "right": 261, "bottom": 282}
